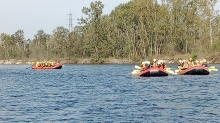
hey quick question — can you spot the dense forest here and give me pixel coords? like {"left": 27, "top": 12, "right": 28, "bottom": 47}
{"left": 1, "top": 0, "right": 220, "bottom": 63}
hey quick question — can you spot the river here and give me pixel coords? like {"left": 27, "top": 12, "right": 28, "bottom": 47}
{"left": 0, "top": 64, "right": 219, "bottom": 122}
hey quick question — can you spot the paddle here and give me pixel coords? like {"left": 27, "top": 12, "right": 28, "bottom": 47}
{"left": 132, "top": 65, "right": 142, "bottom": 75}
{"left": 166, "top": 69, "right": 177, "bottom": 75}
{"left": 131, "top": 69, "right": 141, "bottom": 75}
{"left": 164, "top": 67, "right": 177, "bottom": 75}
{"left": 167, "top": 71, "right": 177, "bottom": 75}
{"left": 165, "top": 67, "right": 172, "bottom": 71}
{"left": 209, "top": 66, "right": 218, "bottom": 72}
{"left": 175, "top": 69, "right": 180, "bottom": 73}
{"left": 135, "top": 65, "right": 141, "bottom": 70}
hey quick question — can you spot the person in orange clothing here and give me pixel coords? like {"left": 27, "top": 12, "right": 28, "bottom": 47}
{"left": 201, "top": 59, "right": 208, "bottom": 67}
{"left": 151, "top": 59, "right": 158, "bottom": 67}
{"left": 194, "top": 60, "right": 200, "bottom": 66}
{"left": 188, "top": 58, "right": 194, "bottom": 67}
{"left": 157, "top": 60, "right": 165, "bottom": 69}
{"left": 178, "top": 60, "right": 184, "bottom": 69}
{"left": 157, "top": 60, "right": 162, "bottom": 68}
{"left": 140, "top": 61, "right": 150, "bottom": 71}
{"left": 160, "top": 60, "right": 166, "bottom": 69}
{"left": 182, "top": 60, "right": 189, "bottom": 69}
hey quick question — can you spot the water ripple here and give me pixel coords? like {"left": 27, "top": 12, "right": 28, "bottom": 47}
{"left": 0, "top": 64, "right": 220, "bottom": 122}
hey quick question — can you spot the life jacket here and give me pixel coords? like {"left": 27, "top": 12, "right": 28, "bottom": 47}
{"left": 161, "top": 63, "right": 166, "bottom": 69}
{"left": 202, "top": 63, "right": 208, "bottom": 67}
{"left": 182, "top": 62, "right": 189, "bottom": 69}
{"left": 195, "top": 63, "right": 200, "bottom": 66}
{"left": 152, "top": 62, "right": 157, "bottom": 67}
{"left": 158, "top": 64, "right": 162, "bottom": 68}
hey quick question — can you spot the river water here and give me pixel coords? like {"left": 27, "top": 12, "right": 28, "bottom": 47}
{"left": 0, "top": 64, "right": 220, "bottom": 122}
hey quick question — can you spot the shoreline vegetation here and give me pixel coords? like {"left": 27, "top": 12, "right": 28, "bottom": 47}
{"left": 1, "top": 55, "right": 219, "bottom": 65}
{"left": 0, "top": 59, "right": 172, "bottom": 65}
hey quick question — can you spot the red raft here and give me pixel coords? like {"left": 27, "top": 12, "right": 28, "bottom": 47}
{"left": 177, "top": 66, "right": 209, "bottom": 75}
{"left": 138, "top": 67, "right": 168, "bottom": 77}
{"left": 32, "top": 63, "right": 62, "bottom": 69}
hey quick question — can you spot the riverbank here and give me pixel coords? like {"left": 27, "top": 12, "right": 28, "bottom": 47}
{"left": 0, "top": 53, "right": 219, "bottom": 64}
{"left": 0, "top": 58, "right": 172, "bottom": 65}
{"left": 0, "top": 58, "right": 135, "bottom": 65}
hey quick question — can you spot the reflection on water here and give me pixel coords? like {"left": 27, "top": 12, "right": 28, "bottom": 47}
{"left": 0, "top": 64, "right": 219, "bottom": 122}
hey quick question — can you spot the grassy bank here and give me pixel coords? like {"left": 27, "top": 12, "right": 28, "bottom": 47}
{"left": 1, "top": 52, "right": 220, "bottom": 64}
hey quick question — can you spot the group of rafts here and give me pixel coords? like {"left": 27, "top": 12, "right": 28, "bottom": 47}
{"left": 131, "top": 58, "right": 218, "bottom": 77}
{"left": 31, "top": 61, "right": 62, "bottom": 69}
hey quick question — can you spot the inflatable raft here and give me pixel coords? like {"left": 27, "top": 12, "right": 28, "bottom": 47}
{"left": 32, "top": 63, "right": 62, "bottom": 69}
{"left": 177, "top": 66, "right": 209, "bottom": 75}
{"left": 138, "top": 67, "right": 168, "bottom": 77}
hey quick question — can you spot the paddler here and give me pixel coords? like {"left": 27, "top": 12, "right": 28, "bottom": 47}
{"left": 157, "top": 60, "right": 161, "bottom": 68}
{"left": 188, "top": 58, "right": 194, "bottom": 67}
{"left": 140, "top": 61, "right": 150, "bottom": 70}
{"left": 36, "top": 61, "right": 39, "bottom": 67}
{"left": 182, "top": 60, "right": 189, "bottom": 69}
{"left": 160, "top": 60, "right": 166, "bottom": 69}
{"left": 151, "top": 59, "right": 158, "bottom": 67}
{"left": 140, "top": 61, "right": 147, "bottom": 70}
{"left": 178, "top": 60, "right": 184, "bottom": 69}
{"left": 31, "top": 60, "right": 35, "bottom": 65}
{"left": 194, "top": 60, "right": 200, "bottom": 66}
{"left": 201, "top": 59, "right": 208, "bottom": 67}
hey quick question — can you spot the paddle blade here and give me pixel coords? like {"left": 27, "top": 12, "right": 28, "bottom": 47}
{"left": 209, "top": 66, "right": 218, "bottom": 72}
{"left": 209, "top": 69, "right": 218, "bottom": 72}
{"left": 175, "top": 69, "right": 179, "bottom": 73}
{"left": 135, "top": 65, "right": 141, "bottom": 70}
{"left": 131, "top": 70, "right": 140, "bottom": 75}
{"left": 165, "top": 68, "right": 172, "bottom": 71}
{"left": 166, "top": 70, "right": 177, "bottom": 75}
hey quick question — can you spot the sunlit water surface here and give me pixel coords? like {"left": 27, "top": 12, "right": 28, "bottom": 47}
{"left": 0, "top": 64, "right": 220, "bottom": 122}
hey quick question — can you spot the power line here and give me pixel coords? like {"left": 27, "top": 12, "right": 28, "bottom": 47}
{"left": 68, "top": 10, "right": 73, "bottom": 32}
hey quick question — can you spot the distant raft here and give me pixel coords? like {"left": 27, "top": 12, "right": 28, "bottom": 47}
{"left": 32, "top": 62, "right": 62, "bottom": 69}
{"left": 177, "top": 66, "right": 209, "bottom": 75}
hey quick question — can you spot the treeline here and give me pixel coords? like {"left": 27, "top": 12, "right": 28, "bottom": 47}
{"left": 1, "top": 0, "right": 220, "bottom": 63}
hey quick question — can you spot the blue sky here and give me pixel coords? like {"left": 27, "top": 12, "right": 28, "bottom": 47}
{"left": 0, "top": 0, "right": 220, "bottom": 40}
{"left": 0, "top": 0, "right": 130, "bottom": 39}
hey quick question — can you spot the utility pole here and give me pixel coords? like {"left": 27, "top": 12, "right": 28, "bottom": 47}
{"left": 68, "top": 10, "right": 73, "bottom": 32}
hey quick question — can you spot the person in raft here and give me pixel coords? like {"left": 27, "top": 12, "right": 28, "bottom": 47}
{"left": 181, "top": 60, "right": 189, "bottom": 70}
{"left": 140, "top": 61, "right": 151, "bottom": 71}
{"left": 194, "top": 60, "right": 200, "bottom": 66}
{"left": 178, "top": 60, "right": 184, "bottom": 69}
{"left": 160, "top": 60, "right": 166, "bottom": 69}
{"left": 201, "top": 59, "right": 208, "bottom": 67}
{"left": 157, "top": 60, "right": 161, "bottom": 68}
{"left": 151, "top": 59, "right": 158, "bottom": 67}
{"left": 188, "top": 58, "right": 194, "bottom": 67}
{"left": 31, "top": 60, "right": 35, "bottom": 65}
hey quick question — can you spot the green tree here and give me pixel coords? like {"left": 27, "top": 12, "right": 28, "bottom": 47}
{"left": 51, "top": 26, "right": 69, "bottom": 59}
{"left": 78, "top": 1, "right": 105, "bottom": 63}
